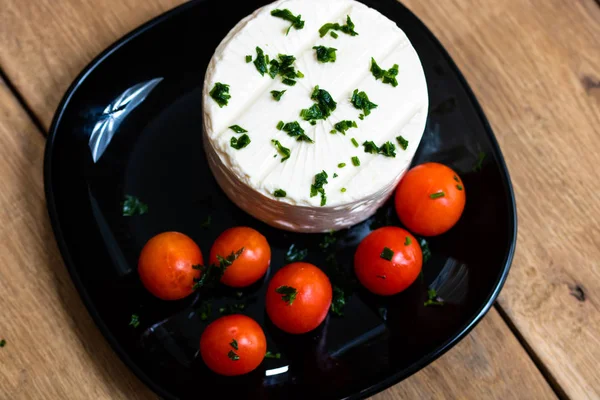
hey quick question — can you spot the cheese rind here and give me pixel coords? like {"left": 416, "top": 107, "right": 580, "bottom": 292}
{"left": 203, "top": 0, "right": 428, "bottom": 232}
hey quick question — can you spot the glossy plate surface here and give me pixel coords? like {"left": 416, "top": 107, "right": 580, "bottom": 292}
{"left": 44, "top": 0, "right": 517, "bottom": 398}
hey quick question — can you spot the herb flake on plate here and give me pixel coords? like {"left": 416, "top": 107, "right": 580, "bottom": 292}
{"left": 122, "top": 195, "right": 148, "bottom": 216}
{"left": 210, "top": 82, "right": 231, "bottom": 107}
{"left": 313, "top": 46, "right": 337, "bottom": 63}
{"left": 380, "top": 247, "right": 394, "bottom": 261}
{"left": 275, "top": 285, "right": 298, "bottom": 305}
{"left": 351, "top": 89, "right": 378, "bottom": 117}
{"left": 319, "top": 15, "right": 358, "bottom": 37}
{"left": 271, "top": 8, "right": 305, "bottom": 35}
{"left": 310, "top": 170, "right": 328, "bottom": 206}
{"left": 370, "top": 58, "right": 399, "bottom": 87}
{"left": 230, "top": 134, "right": 251, "bottom": 149}
{"left": 272, "top": 139, "right": 291, "bottom": 162}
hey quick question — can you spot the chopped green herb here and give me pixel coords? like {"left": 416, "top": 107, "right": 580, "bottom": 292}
{"left": 313, "top": 45, "right": 337, "bottom": 63}
{"left": 330, "top": 129, "right": 337, "bottom": 134}
{"left": 229, "top": 125, "right": 248, "bottom": 133}
{"left": 200, "top": 215, "right": 212, "bottom": 229}
{"left": 275, "top": 285, "right": 298, "bottom": 305}
{"left": 228, "top": 350, "right": 240, "bottom": 361}
{"left": 334, "top": 120, "right": 357, "bottom": 135}
{"left": 122, "top": 195, "right": 148, "bottom": 216}
{"left": 352, "top": 156, "right": 360, "bottom": 166}
{"left": 338, "top": 163, "right": 346, "bottom": 168}
{"left": 473, "top": 152, "right": 486, "bottom": 172}
{"left": 351, "top": 89, "right": 378, "bottom": 117}
{"left": 281, "top": 121, "right": 313, "bottom": 142}
{"left": 285, "top": 244, "right": 308, "bottom": 263}
{"left": 454, "top": 175, "right": 460, "bottom": 182}
{"left": 274, "top": 189, "right": 287, "bottom": 197}
{"left": 419, "top": 238, "right": 431, "bottom": 263}
{"left": 245, "top": 55, "right": 252, "bottom": 63}
{"left": 199, "top": 302, "right": 211, "bottom": 321}
{"left": 271, "top": 139, "right": 291, "bottom": 162}
{"left": 351, "top": 138, "right": 359, "bottom": 147}
{"left": 310, "top": 170, "right": 328, "bottom": 206}
{"left": 271, "top": 90, "right": 287, "bottom": 101}
{"left": 0, "top": 339, "right": 5, "bottom": 347}
{"left": 209, "top": 82, "right": 231, "bottom": 107}
{"left": 331, "top": 285, "right": 346, "bottom": 316}
{"left": 319, "top": 231, "right": 337, "bottom": 250}
{"left": 276, "top": 121, "right": 285, "bottom": 130}
{"left": 129, "top": 314, "right": 140, "bottom": 328}
{"left": 319, "top": 15, "right": 358, "bottom": 37}
{"left": 380, "top": 247, "right": 394, "bottom": 261}
{"left": 230, "top": 134, "right": 251, "bottom": 150}
{"left": 341, "top": 188, "right": 347, "bottom": 193}
{"left": 282, "top": 78, "right": 297, "bottom": 86}
{"left": 405, "top": 236, "right": 412, "bottom": 246}
{"left": 359, "top": 114, "right": 365, "bottom": 120}
{"left": 362, "top": 140, "right": 396, "bottom": 157}
{"left": 424, "top": 288, "right": 444, "bottom": 307}
{"left": 457, "top": 184, "right": 463, "bottom": 191}
{"left": 193, "top": 248, "right": 244, "bottom": 290}
{"left": 230, "top": 339, "right": 238, "bottom": 350}
{"left": 370, "top": 58, "right": 399, "bottom": 87}
{"left": 333, "top": 173, "right": 339, "bottom": 178}
{"left": 265, "top": 351, "right": 281, "bottom": 359}
{"left": 396, "top": 135, "right": 409, "bottom": 150}
{"left": 271, "top": 8, "right": 305, "bottom": 35}
{"left": 296, "top": 71, "right": 304, "bottom": 78}
{"left": 300, "top": 86, "right": 337, "bottom": 122}
{"left": 253, "top": 47, "right": 268, "bottom": 76}
{"left": 219, "top": 303, "right": 246, "bottom": 315}
{"left": 429, "top": 191, "right": 445, "bottom": 199}
{"left": 330, "top": 31, "right": 338, "bottom": 39}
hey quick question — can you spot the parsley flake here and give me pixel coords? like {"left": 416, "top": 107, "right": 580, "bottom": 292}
{"left": 271, "top": 90, "right": 287, "bottom": 101}
{"left": 229, "top": 125, "right": 247, "bottom": 133}
{"left": 281, "top": 121, "right": 313, "bottom": 142}
{"left": 300, "top": 86, "right": 337, "bottom": 122}
{"left": 380, "top": 247, "right": 394, "bottom": 261}
{"left": 193, "top": 248, "right": 244, "bottom": 290}
{"left": 274, "top": 189, "right": 287, "bottom": 197}
{"left": 122, "top": 195, "right": 148, "bottom": 216}
{"left": 313, "top": 46, "right": 337, "bottom": 63}
{"left": 275, "top": 286, "right": 298, "bottom": 305}
{"left": 341, "top": 188, "right": 347, "bottom": 192}
{"left": 430, "top": 191, "right": 445, "bottom": 199}
{"left": 219, "top": 303, "right": 246, "bottom": 315}
{"left": 0, "top": 339, "right": 5, "bottom": 347}
{"left": 253, "top": 47, "right": 268, "bottom": 76}
{"left": 271, "top": 8, "right": 305, "bottom": 35}
{"left": 285, "top": 244, "right": 308, "bottom": 263}
{"left": 457, "top": 184, "right": 464, "bottom": 191}
{"left": 230, "top": 339, "right": 238, "bottom": 350}
{"left": 199, "top": 301, "right": 211, "bottom": 321}
{"left": 265, "top": 351, "right": 281, "bottom": 359}
{"left": 310, "top": 170, "right": 328, "bottom": 206}
{"left": 129, "top": 314, "right": 140, "bottom": 328}
{"left": 362, "top": 140, "right": 396, "bottom": 157}
{"left": 424, "top": 288, "right": 444, "bottom": 307}
{"left": 351, "top": 138, "right": 359, "bottom": 148}
{"left": 272, "top": 139, "right": 291, "bottom": 162}
{"left": 338, "top": 163, "right": 346, "bottom": 168}
{"left": 330, "top": 31, "right": 338, "bottom": 39}
{"left": 352, "top": 156, "right": 360, "bottom": 166}
{"left": 419, "top": 238, "right": 431, "bottom": 263}
{"left": 209, "top": 82, "right": 231, "bottom": 107}
{"left": 333, "top": 173, "right": 339, "bottom": 178}
{"left": 370, "top": 58, "right": 399, "bottom": 87}
{"left": 397, "top": 136, "right": 409, "bottom": 151}
{"left": 319, "top": 15, "right": 358, "bottom": 37}
{"left": 245, "top": 55, "right": 252, "bottom": 63}
{"left": 282, "top": 78, "right": 297, "bottom": 86}
{"left": 228, "top": 350, "right": 240, "bottom": 361}
{"left": 334, "top": 120, "right": 357, "bottom": 135}
{"left": 351, "top": 89, "right": 378, "bottom": 117}
{"left": 405, "top": 236, "right": 412, "bottom": 246}
{"left": 331, "top": 285, "right": 346, "bottom": 316}
{"left": 230, "top": 134, "right": 251, "bottom": 150}
{"left": 276, "top": 121, "right": 285, "bottom": 130}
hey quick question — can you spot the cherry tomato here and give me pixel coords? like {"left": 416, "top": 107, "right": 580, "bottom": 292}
{"left": 200, "top": 314, "right": 266, "bottom": 376}
{"left": 395, "top": 162, "right": 466, "bottom": 236}
{"left": 354, "top": 227, "right": 422, "bottom": 296}
{"left": 209, "top": 227, "right": 271, "bottom": 287}
{"left": 266, "top": 262, "right": 332, "bottom": 334}
{"left": 138, "top": 232, "right": 203, "bottom": 300}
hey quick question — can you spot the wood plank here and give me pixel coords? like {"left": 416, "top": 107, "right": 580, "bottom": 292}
{"left": 400, "top": 0, "right": 600, "bottom": 398}
{"left": 0, "top": 0, "right": 185, "bottom": 130}
{"left": 375, "top": 309, "right": 556, "bottom": 399}
{"left": 0, "top": 78, "right": 154, "bottom": 399}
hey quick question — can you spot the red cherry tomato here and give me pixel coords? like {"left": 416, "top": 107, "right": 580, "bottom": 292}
{"left": 200, "top": 314, "right": 266, "bottom": 376}
{"left": 209, "top": 227, "right": 271, "bottom": 288}
{"left": 354, "top": 227, "right": 422, "bottom": 296}
{"left": 138, "top": 232, "right": 203, "bottom": 300}
{"left": 395, "top": 162, "right": 466, "bottom": 236}
{"left": 266, "top": 262, "right": 332, "bottom": 334}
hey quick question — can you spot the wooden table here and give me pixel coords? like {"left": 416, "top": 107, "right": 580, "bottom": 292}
{"left": 0, "top": 0, "right": 598, "bottom": 398}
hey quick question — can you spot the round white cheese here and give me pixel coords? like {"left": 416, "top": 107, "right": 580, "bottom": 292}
{"left": 203, "top": 0, "right": 428, "bottom": 232}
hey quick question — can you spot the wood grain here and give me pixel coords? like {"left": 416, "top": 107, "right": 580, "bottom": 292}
{"left": 0, "top": 78, "right": 154, "bottom": 399}
{"left": 399, "top": 0, "right": 600, "bottom": 398}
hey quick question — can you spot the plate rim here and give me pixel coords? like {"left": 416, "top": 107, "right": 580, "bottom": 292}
{"left": 43, "top": 0, "right": 518, "bottom": 398}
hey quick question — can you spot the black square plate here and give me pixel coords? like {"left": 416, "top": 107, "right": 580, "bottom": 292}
{"left": 44, "top": 0, "right": 517, "bottom": 398}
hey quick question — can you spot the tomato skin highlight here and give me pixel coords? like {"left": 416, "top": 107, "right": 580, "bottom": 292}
{"left": 138, "top": 232, "right": 203, "bottom": 300}
{"left": 266, "top": 262, "right": 332, "bottom": 334}
{"left": 209, "top": 227, "right": 271, "bottom": 287}
{"left": 200, "top": 314, "right": 266, "bottom": 376}
{"left": 354, "top": 227, "right": 422, "bottom": 296}
{"left": 395, "top": 162, "right": 466, "bottom": 236}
